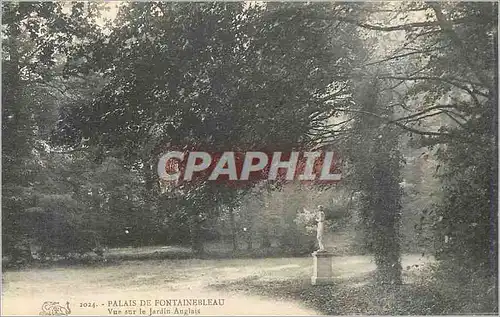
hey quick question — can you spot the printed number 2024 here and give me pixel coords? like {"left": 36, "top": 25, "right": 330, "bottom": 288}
{"left": 80, "top": 302, "right": 97, "bottom": 308}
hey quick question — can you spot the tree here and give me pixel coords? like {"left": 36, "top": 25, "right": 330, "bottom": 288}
{"left": 363, "top": 1, "right": 497, "bottom": 282}
{"left": 55, "top": 2, "right": 363, "bottom": 253}
{"left": 332, "top": 0, "right": 496, "bottom": 305}
{"left": 344, "top": 78, "right": 404, "bottom": 285}
{"left": 2, "top": 2, "right": 103, "bottom": 261}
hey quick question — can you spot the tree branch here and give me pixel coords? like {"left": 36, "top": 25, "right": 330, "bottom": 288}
{"left": 428, "top": 3, "right": 492, "bottom": 90}
{"left": 362, "top": 46, "right": 449, "bottom": 67}
{"left": 395, "top": 111, "right": 444, "bottom": 124}
{"left": 336, "top": 108, "right": 452, "bottom": 137}
{"left": 375, "top": 75, "right": 489, "bottom": 98}
{"left": 391, "top": 105, "right": 459, "bottom": 123}
{"left": 334, "top": 16, "right": 467, "bottom": 32}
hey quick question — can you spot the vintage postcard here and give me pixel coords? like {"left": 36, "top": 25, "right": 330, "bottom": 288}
{"left": 2, "top": 1, "right": 498, "bottom": 316}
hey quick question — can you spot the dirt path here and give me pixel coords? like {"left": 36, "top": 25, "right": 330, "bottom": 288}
{"left": 2, "top": 288, "right": 319, "bottom": 316}
{"left": 2, "top": 258, "right": 318, "bottom": 316}
{"left": 2, "top": 254, "right": 431, "bottom": 316}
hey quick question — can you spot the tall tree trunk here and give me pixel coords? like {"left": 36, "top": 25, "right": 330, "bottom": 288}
{"left": 261, "top": 227, "right": 271, "bottom": 248}
{"left": 229, "top": 208, "right": 238, "bottom": 252}
{"left": 372, "top": 190, "right": 403, "bottom": 285}
{"left": 143, "top": 158, "right": 159, "bottom": 197}
{"left": 246, "top": 226, "right": 253, "bottom": 251}
{"left": 348, "top": 78, "right": 403, "bottom": 285}
{"left": 190, "top": 213, "right": 204, "bottom": 256}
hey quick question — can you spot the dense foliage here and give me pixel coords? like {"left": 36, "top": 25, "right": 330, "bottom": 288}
{"left": 2, "top": 1, "right": 497, "bottom": 312}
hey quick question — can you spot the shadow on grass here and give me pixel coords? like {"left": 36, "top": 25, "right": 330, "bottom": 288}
{"left": 197, "top": 247, "right": 313, "bottom": 259}
{"left": 2, "top": 247, "right": 309, "bottom": 272}
{"left": 2, "top": 248, "right": 194, "bottom": 271}
{"left": 209, "top": 271, "right": 496, "bottom": 315}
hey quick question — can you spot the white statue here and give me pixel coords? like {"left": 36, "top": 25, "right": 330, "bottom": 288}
{"left": 316, "top": 205, "right": 326, "bottom": 251}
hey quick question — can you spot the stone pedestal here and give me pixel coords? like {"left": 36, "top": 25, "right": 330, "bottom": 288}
{"left": 311, "top": 250, "right": 334, "bottom": 285}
